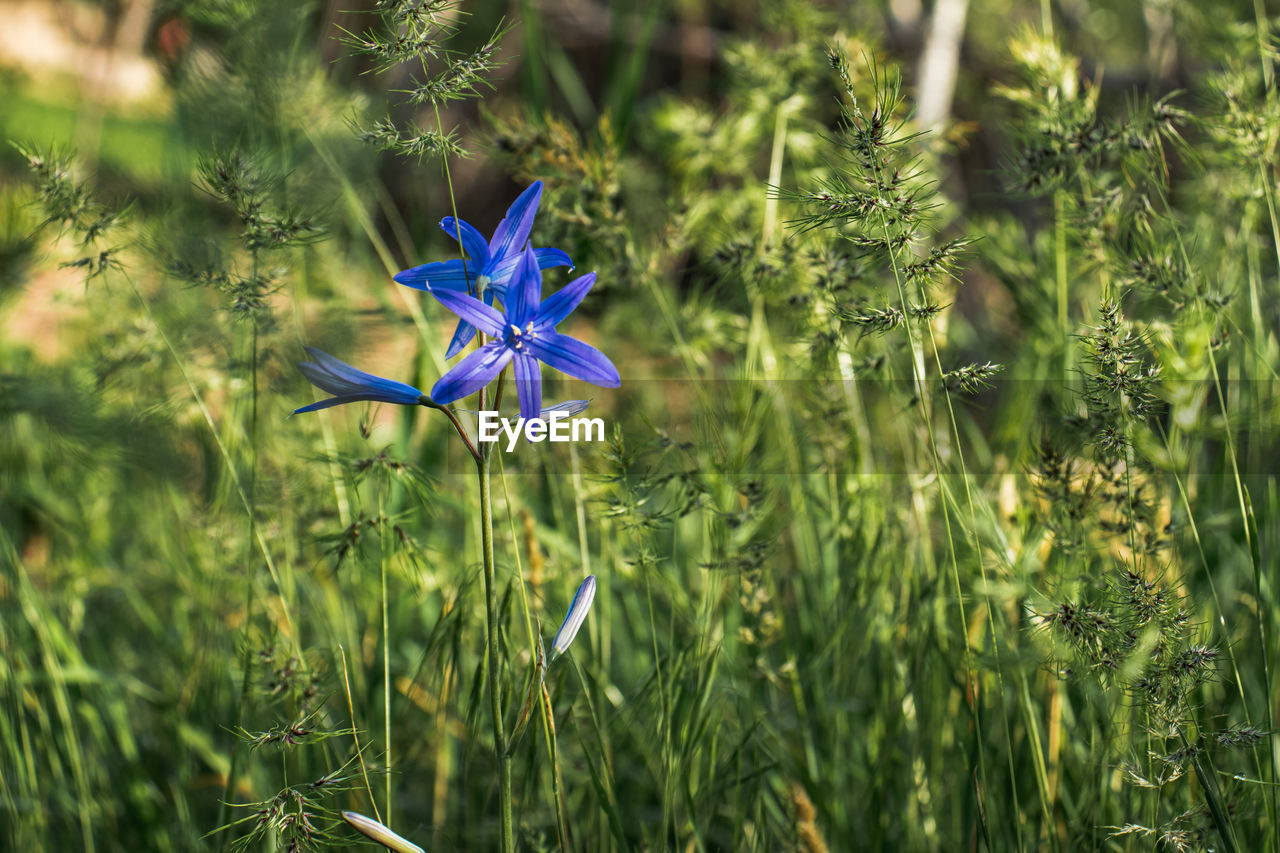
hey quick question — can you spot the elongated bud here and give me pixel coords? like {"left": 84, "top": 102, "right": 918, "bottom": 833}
{"left": 342, "top": 811, "right": 425, "bottom": 853}
{"left": 551, "top": 575, "right": 596, "bottom": 656}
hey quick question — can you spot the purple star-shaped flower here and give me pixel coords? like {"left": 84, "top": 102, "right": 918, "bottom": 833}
{"left": 428, "top": 244, "right": 619, "bottom": 419}
{"left": 393, "top": 181, "right": 572, "bottom": 358}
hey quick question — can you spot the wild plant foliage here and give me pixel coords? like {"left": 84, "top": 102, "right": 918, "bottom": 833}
{"left": 6, "top": 2, "right": 1280, "bottom": 852}
{"left": 345, "top": 0, "right": 508, "bottom": 161}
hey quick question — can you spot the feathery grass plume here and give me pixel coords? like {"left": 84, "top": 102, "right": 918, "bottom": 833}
{"left": 942, "top": 361, "right": 1003, "bottom": 395}
{"left": 234, "top": 712, "right": 353, "bottom": 750}
{"left": 357, "top": 117, "right": 466, "bottom": 160}
{"left": 1035, "top": 566, "right": 1212, "bottom": 727}
{"left": 197, "top": 151, "right": 322, "bottom": 253}
{"left": 488, "top": 115, "right": 628, "bottom": 289}
{"left": 16, "top": 143, "right": 129, "bottom": 281}
{"left": 991, "top": 21, "right": 1267, "bottom": 849}
{"left": 12, "top": 91, "right": 368, "bottom": 853}
{"left": 781, "top": 48, "right": 996, "bottom": 408}
{"left": 173, "top": 152, "right": 323, "bottom": 325}
{"left": 345, "top": 0, "right": 509, "bottom": 162}
{"left": 596, "top": 424, "right": 706, "bottom": 531}
{"left": 1079, "top": 301, "right": 1164, "bottom": 456}
{"left": 14, "top": 1, "right": 1280, "bottom": 850}
{"left": 997, "top": 29, "right": 1187, "bottom": 197}
{"left": 147, "top": 131, "right": 336, "bottom": 850}
{"left": 1031, "top": 552, "right": 1248, "bottom": 846}
{"left": 1024, "top": 281, "right": 1242, "bottom": 848}
{"left": 213, "top": 761, "right": 362, "bottom": 852}
{"left": 253, "top": 645, "right": 327, "bottom": 711}
{"left": 835, "top": 303, "right": 903, "bottom": 335}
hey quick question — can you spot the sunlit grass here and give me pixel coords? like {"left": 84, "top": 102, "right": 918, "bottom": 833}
{"left": 4, "top": 1, "right": 1280, "bottom": 851}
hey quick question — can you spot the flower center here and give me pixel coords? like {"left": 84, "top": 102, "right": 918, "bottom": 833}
{"left": 507, "top": 321, "right": 538, "bottom": 351}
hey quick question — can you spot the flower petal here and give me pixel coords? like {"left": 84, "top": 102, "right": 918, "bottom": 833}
{"left": 297, "top": 361, "right": 366, "bottom": 397}
{"left": 456, "top": 399, "right": 588, "bottom": 418}
{"left": 488, "top": 181, "right": 543, "bottom": 261}
{"left": 488, "top": 247, "right": 573, "bottom": 286}
{"left": 535, "top": 272, "right": 596, "bottom": 329}
{"left": 303, "top": 346, "right": 366, "bottom": 380}
{"left": 513, "top": 351, "right": 542, "bottom": 421}
{"left": 444, "top": 318, "right": 478, "bottom": 359}
{"left": 527, "top": 333, "right": 620, "bottom": 388}
{"left": 429, "top": 289, "right": 506, "bottom": 339}
{"left": 551, "top": 575, "right": 596, "bottom": 655}
{"left": 506, "top": 244, "right": 543, "bottom": 327}
{"left": 430, "top": 342, "right": 513, "bottom": 405}
{"left": 293, "top": 395, "right": 374, "bottom": 414}
{"left": 294, "top": 348, "right": 427, "bottom": 413}
{"left": 300, "top": 348, "right": 425, "bottom": 399}
{"left": 443, "top": 284, "right": 506, "bottom": 358}
{"left": 540, "top": 399, "right": 590, "bottom": 418}
{"left": 437, "top": 217, "right": 491, "bottom": 269}
{"left": 393, "top": 258, "right": 473, "bottom": 292}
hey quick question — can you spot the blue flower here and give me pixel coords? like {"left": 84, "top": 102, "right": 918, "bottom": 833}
{"left": 293, "top": 347, "right": 428, "bottom": 414}
{"left": 427, "top": 245, "right": 620, "bottom": 419}
{"left": 393, "top": 181, "right": 572, "bottom": 358}
{"left": 551, "top": 575, "right": 596, "bottom": 656}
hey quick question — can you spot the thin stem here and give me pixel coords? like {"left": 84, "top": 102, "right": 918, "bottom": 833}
{"left": 339, "top": 645, "right": 383, "bottom": 823}
{"left": 1055, "top": 190, "right": 1071, "bottom": 384}
{"left": 423, "top": 400, "right": 480, "bottom": 461}
{"left": 221, "top": 315, "right": 261, "bottom": 846}
{"left": 478, "top": 452, "right": 514, "bottom": 852}
{"left": 873, "top": 190, "right": 1012, "bottom": 849}
{"left": 124, "top": 277, "right": 292, "bottom": 615}
{"left": 1169, "top": 222, "right": 1278, "bottom": 820}
{"left": 496, "top": 449, "right": 540, "bottom": 667}
{"left": 540, "top": 682, "right": 570, "bottom": 852}
{"left": 423, "top": 78, "right": 513, "bottom": 850}
{"left": 123, "top": 271, "right": 295, "bottom": 842}
{"left": 493, "top": 366, "right": 508, "bottom": 413}
{"left": 379, "top": 492, "right": 393, "bottom": 827}
{"left": 762, "top": 103, "right": 789, "bottom": 246}
{"left": 495, "top": 452, "right": 569, "bottom": 852}
{"left": 433, "top": 102, "right": 473, "bottom": 298}
{"left": 1190, "top": 737, "right": 1241, "bottom": 853}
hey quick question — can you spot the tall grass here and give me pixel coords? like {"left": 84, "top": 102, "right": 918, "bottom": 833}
{"left": 3, "top": 0, "right": 1280, "bottom": 850}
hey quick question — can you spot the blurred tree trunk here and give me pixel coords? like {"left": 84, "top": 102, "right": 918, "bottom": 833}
{"left": 916, "top": 0, "right": 968, "bottom": 132}
{"left": 116, "top": 0, "right": 156, "bottom": 55}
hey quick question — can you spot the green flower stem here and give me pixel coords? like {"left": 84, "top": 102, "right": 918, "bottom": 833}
{"left": 478, "top": 447, "right": 514, "bottom": 853}
{"left": 1190, "top": 742, "right": 1240, "bottom": 853}
{"left": 423, "top": 399, "right": 479, "bottom": 461}
{"left": 540, "top": 682, "right": 569, "bottom": 852}
{"left": 380, "top": 487, "right": 393, "bottom": 829}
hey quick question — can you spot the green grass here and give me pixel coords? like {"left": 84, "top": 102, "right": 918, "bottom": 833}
{"left": 0, "top": 83, "right": 183, "bottom": 184}
{"left": 4, "top": 1, "right": 1280, "bottom": 851}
